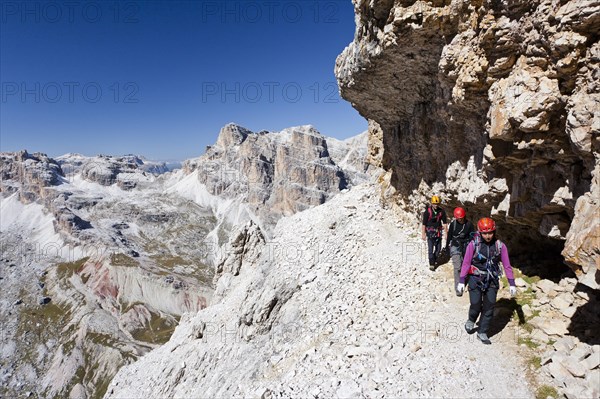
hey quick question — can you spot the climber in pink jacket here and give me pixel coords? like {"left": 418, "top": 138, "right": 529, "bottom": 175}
{"left": 456, "top": 217, "right": 517, "bottom": 344}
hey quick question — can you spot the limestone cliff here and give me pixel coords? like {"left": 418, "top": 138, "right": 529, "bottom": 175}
{"left": 183, "top": 124, "right": 370, "bottom": 228}
{"left": 336, "top": 0, "right": 599, "bottom": 287}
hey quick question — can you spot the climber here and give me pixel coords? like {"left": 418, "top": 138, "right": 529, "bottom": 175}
{"left": 445, "top": 207, "right": 475, "bottom": 296}
{"left": 421, "top": 195, "right": 447, "bottom": 271}
{"left": 456, "top": 217, "right": 517, "bottom": 345}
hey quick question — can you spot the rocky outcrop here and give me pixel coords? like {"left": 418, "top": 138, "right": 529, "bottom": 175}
{"left": 214, "top": 221, "right": 265, "bottom": 280}
{"left": 0, "top": 150, "right": 64, "bottom": 202}
{"left": 183, "top": 124, "right": 370, "bottom": 225}
{"left": 78, "top": 155, "right": 157, "bottom": 190}
{"left": 34, "top": 254, "right": 210, "bottom": 398}
{"left": 511, "top": 277, "right": 600, "bottom": 398}
{"left": 57, "top": 153, "right": 170, "bottom": 179}
{"left": 335, "top": 0, "right": 599, "bottom": 287}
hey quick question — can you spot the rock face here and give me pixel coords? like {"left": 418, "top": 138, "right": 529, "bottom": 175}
{"left": 76, "top": 154, "right": 158, "bottom": 190}
{"left": 183, "top": 124, "right": 370, "bottom": 227}
{"left": 0, "top": 150, "right": 64, "bottom": 202}
{"left": 335, "top": 0, "right": 599, "bottom": 287}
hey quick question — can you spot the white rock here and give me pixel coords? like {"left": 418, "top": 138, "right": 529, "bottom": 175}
{"left": 336, "top": 379, "right": 362, "bottom": 398}
{"left": 547, "top": 361, "right": 573, "bottom": 385}
{"left": 586, "top": 369, "right": 600, "bottom": 391}
{"left": 571, "top": 344, "right": 593, "bottom": 361}
{"left": 563, "top": 384, "right": 585, "bottom": 399}
{"left": 560, "top": 306, "right": 577, "bottom": 318}
{"left": 551, "top": 295, "right": 574, "bottom": 310}
{"left": 536, "top": 279, "right": 557, "bottom": 294}
{"left": 553, "top": 336, "right": 576, "bottom": 352}
{"left": 584, "top": 353, "right": 600, "bottom": 371}
{"left": 530, "top": 328, "right": 549, "bottom": 344}
{"left": 530, "top": 317, "right": 569, "bottom": 336}
{"left": 563, "top": 357, "right": 588, "bottom": 377}
{"left": 515, "top": 278, "right": 528, "bottom": 288}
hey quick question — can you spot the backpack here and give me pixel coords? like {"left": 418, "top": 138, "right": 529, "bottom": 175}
{"left": 425, "top": 206, "right": 443, "bottom": 238}
{"left": 449, "top": 219, "right": 474, "bottom": 255}
{"left": 470, "top": 232, "right": 504, "bottom": 291}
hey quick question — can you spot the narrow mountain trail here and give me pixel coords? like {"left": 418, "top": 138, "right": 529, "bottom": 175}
{"left": 106, "top": 183, "right": 534, "bottom": 398}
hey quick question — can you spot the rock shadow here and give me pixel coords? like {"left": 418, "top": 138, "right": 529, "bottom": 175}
{"left": 488, "top": 298, "right": 525, "bottom": 339}
{"left": 567, "top": 284, "right": 600, "bottom": 346}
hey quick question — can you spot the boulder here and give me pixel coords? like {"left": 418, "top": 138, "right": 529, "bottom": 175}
{"left": 530, "top": 316, "right": 569, "bottom": 336}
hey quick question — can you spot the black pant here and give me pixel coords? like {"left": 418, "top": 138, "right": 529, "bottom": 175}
{"left": 467, "top": 276, "right": 498, "bottom": 335}
{"left": 427, "top": 236, "right": 442, "bottom": 265}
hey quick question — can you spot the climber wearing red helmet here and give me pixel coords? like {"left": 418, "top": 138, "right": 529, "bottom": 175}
{"left": 445, "top": 207, "right": 474, "bottom": 296}
{"left": 456, "top": 217, "right": 517, "bottom": 345}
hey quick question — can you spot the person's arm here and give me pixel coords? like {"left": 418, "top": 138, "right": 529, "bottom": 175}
{"left": 442, "top": 210, "right": 448, "bottom": 238}
{"left": 467, "top": 221, "right": 475, "bottom": 238}
{"left": 421, "top": 210, "right": 427, "bottom": 240}
{"left": 446, "top": 221, "right": 454, "bottom": 247}
{"left": 459, "top": 242, "right": 475, "bottom": 283}
{"left": 500, "top": 244, "right": 515, "bottom": 286}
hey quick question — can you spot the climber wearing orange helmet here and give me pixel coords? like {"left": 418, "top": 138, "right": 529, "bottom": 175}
{"left": 445, "top": 207, "right": 474, "bottom": 296}
{"left": 421, "top": 195, "right": 447, "bottom": 271}
{"left": 456, "top": 217, "right": 517, "bottom": 345}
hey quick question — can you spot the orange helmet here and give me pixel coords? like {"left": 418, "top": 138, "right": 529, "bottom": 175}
{"left": 454, "top": 207, "right": 466, "bottom": 219}
{"left": 477, "top": 217, "right": 496, "bottom": 233}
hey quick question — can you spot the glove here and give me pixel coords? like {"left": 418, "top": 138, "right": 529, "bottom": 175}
{"left": 509, "top": 286, "right": 517, "bottom": 297}
{"left": 457, "top": 283, "right": 465, "bottom": 295}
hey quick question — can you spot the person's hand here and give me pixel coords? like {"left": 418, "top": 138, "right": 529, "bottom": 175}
{"left": 422, "top": 233, "right": 426, "bottom": 241}
{"left": 509, "top": 286, "right": 517, "bottom": 297}
{"left": 457, "top": 283, "right": 465, "bottom": 295}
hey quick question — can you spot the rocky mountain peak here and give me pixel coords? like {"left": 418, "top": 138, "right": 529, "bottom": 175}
{"left": 0, "top": 150, "right": 64, "bottom": 202}
{"left": 184, "top": 124, "right": 369, "bottom": 227}
{"left": 214, "top": 123, "right": 254, "bottom": 148}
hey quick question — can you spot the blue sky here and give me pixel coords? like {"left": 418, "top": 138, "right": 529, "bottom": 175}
{"left": 0, "top": 0, "right": 367, "bottom": 160}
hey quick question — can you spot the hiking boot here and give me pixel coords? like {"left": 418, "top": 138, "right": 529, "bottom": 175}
{"left": 429, "top": 264, "right": 435, "bottom": 271}
{"left": 477, "top": 332, "right": 491, "bottom": 345}
{"left": 456, "top": 289, "right": 463, "bottom": 297}
{"left": 464, "top": 320, "right": 476, "bottom": 334}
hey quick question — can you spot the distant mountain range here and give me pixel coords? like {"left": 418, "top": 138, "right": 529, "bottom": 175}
{"left": 0, "top": 123, "right": 372, "bottom": 398}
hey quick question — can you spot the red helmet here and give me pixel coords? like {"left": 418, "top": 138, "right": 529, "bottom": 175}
{"left": 454, "top": 207, "right": 466, "bottom": 219}
{"left": 477, "top": 217, "right": 496, "bottom": 233}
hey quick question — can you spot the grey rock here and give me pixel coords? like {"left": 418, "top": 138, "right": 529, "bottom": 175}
{"left": 563, "top": 357, "right": 588, "bottom": 377}
{"left": 548, "top": 360, "right": 573, "bottom": 385}
{"left": 39, "top": 297, "right": 51, "bottom": 305}
{"left": 514, "top": 278, "right": 528, "bottom": 288}
{"left": 554, "top": 336, "right": 577, "bottom": 352}
{"left": 530, "top": 316, "right": 569, "bottom": 336}
{"left": 584, "top": 353, "right": 600, "bottom": 370}
{"left": 536, "top": 280, "right": 557, "bottom": 294}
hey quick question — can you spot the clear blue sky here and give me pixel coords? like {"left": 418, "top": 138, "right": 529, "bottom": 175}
{"left": 0, "top": 0, "right": 367, "bottom": 160}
